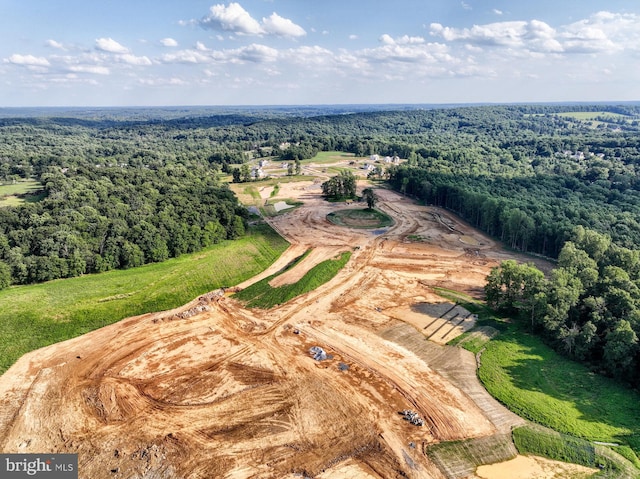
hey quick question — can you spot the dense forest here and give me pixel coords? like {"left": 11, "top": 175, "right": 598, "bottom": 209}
{"left": 2, "top": 104, "right": 640, "bottom": 287}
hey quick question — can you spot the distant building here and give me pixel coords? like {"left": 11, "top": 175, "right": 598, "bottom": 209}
{"left": 251, "top": 167, "right": 265, "bottom": 179}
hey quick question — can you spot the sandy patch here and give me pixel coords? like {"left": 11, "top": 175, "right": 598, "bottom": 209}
{"left": 460, "top": 235, "right": 480, "bottom": 245}
{"left": 259, "top": 186, "right": 274, "bottom": 199}
{"left": 476, "top": 455, "right": 598, "bottom": 479}
{"left": 272, "top": 200, "right": 294, "bottom": 212}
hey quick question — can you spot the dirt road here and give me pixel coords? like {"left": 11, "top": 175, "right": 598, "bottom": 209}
{"left": 0, "top": 183, "right": 534, "bottom": 478}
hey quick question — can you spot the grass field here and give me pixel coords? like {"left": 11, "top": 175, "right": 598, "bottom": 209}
{"left": 556, "top": 111, "right": 631, "bottom": 121}
{"left": 0, "top": 224, "right": 289, "bottom": 374}
{"left": 478, "top": 328, "right": 640, "bottom": 453}
{"left": 439, "top": 286, "right": 640, "bottom": 464}
{"left": 0, "top": 179, "right": 45, "bottom": 207}
{"left": 326, "top": 208, "right": 394, "bottom": 228}
{"left": 233, "top": 250, "right": 351, "bottom": 308}
{"left": 305, "top": 151, "right": 359, "bottom": 165}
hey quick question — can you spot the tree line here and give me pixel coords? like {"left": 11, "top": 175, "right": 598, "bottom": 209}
{"left": 486, "top": 227, "right": 639, "bottom": 385}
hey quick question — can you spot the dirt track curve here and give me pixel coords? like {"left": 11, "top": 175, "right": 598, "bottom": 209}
{"left": 0, "top": 183, "right": 530, "bottom": 479}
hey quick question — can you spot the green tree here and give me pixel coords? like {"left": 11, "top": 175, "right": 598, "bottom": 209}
{"left": 240, "top": 163, "right": 251, "bottom": 183}
{"left": 484, "top": 260, "right": 546, "bottom": 315}
{"left": 0, "top": 260, "right": 11, "bottom": 289}
{"left": 362, "top": 188, "right": 377, "bottom": 209}
{"left": 603, "top": 320, "right": 638, "bottom": 378}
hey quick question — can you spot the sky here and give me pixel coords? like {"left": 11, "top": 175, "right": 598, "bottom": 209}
{"left": 1, "top": 0, "right": 640, "bottom": 106}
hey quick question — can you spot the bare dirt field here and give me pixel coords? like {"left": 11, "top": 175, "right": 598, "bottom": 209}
{"left": 475, "top": 455, "right": 597, "bottom": 479}
{"left": 0, "top": 181, "right": 569, "bottom": 478}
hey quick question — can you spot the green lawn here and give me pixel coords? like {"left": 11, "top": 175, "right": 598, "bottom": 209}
{"left": 306, "top": 151, "right": 360, "bottom": 165}
{"left": 0, "top": 179, "right": 45, "bottom": 207}
{"left": 557, "top": 111, "right": 631, "bottom": 121}
{"left": 478, "top": 326, "right": 640, "bottom": 454}
{"left": 0, "top": 224, "right": 289, "bottom": 374}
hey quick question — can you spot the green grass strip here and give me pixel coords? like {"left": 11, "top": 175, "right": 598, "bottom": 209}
{"left": 234, "top": 251, "right": 351, "bottom": 308}
{"left": 513, "top": 425, "right": 639, "bottom": 478}
{"left": 0, "top": 224, "right": 289, "bottom": 374}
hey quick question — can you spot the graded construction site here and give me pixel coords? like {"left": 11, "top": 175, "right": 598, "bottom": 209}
{"left": 0, "top": 182, "right": 591, "bottom": 478}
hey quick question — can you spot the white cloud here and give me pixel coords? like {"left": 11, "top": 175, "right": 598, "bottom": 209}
{"left": 195, "top": 42, "right": 209, "bottom": 51}
{"left": 45, "top": 39, "right": 65, "bottom": 50}
{"left": 262, "top": 12, "right": 306, "bottom": 38}
{"left": 429, "top": 12, "right": 640, "bottom": 56}
{"left": 68, "top": 65, "right": 110, "bottom": 75}
{"left": 235, "top": 43, "right": 278, "bottom": 63}
{"left": 95, "top": 38, "right": 129, "bottom": 54}
{"left": 430, "top": 21, "right": 528, "bottom": 48}
{"left": 199, "top": 3, "right": 263, "bottom": 35}
{"left": 493, "top": 9, "right": 503, "bottom": 16}
{"left": 118, "top": 54, "right": 153, "bottom": 66}
{"left": 161, "top": 49, "right": 213, "bottom": 64}
{"left": 461, "top": 1, "right": 472, "bottom": 10}
{"left": 349, "top": 34, "right": 358, "bottom": 40}
{"left": 285, "top": 45, "right": 335, "bottom": 68}
{"left": 560, "top": 11, "right": 637, "bottom": 53}
{"left": 380, "top": 34, "right": 425, "bottom": 45}
{"left": 161, "top": 43, "right": 278, "bottom": 65}
{"left": 195, "top": 2, "right": 305, "bottom": 38}
{"left": 160, "top": 38, "right": 178, "bottom": 47}
{"left": 5, "top": 54, "right": 50, "bottom": 67}
{"left": 139, "top": 77, "right": 186, "bottom": 86}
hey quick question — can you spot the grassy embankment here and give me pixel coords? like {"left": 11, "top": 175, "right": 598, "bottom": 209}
{"left": 326, "top": 208, "right": 394, "bottom": 228}
{"left": 233, "top": 250, "right": 351, "bottom": 309}
{"left": 439, "top": 288, "right": 640, "bottom": 476}
{"left": 0, "top": 224, "right": 289, "bottom": 374}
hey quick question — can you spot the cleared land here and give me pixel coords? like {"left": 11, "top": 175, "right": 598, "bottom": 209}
{"left": 0, "top": 177, "right": 626, "bottom": 478}
{"left": 0, "top": 179, "right": 44, "bottom": 207}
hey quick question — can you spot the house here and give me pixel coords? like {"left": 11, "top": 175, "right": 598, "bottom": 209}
{"left": 251, "top": 167, "right": 265, "bottom": 179}
{"left": 370, "top": 154, "right": 380, "bottom": 162}
{"left": 362, "top": 163, "right": 375, "bottom": 171}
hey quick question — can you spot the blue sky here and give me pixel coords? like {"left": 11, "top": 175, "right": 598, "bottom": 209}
{"left": 1, "top": 0, "right": 639, "bottom": 106}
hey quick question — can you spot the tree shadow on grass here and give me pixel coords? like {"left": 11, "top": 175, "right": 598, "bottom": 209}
{"left": 488, "top": 330, "right": 640, "bottom": 452}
